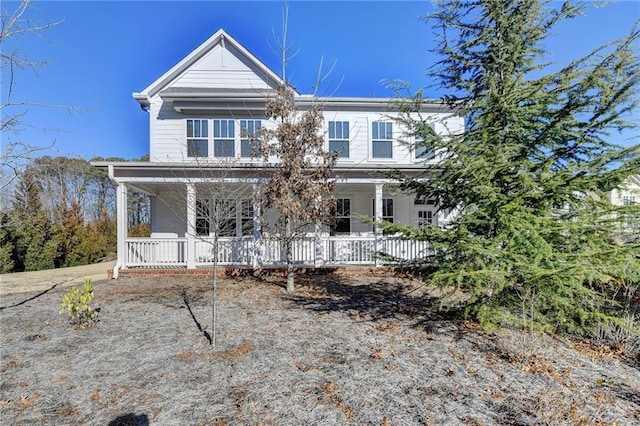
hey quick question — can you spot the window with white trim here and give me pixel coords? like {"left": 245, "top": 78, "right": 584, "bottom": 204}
{"left": 213, "top": 199, "right": 237, "bottom": 237}
{"left": 195, "top": 199, "right": 210, "bottom": 236}
{"left": 623, "top": 195, "right": 637, "bottom": 206}
{"left": 415, "top": 136, "right": 435, "bottom": 160}
{"left": 241, "top": 199, "right": 254, "bottom": 236}
{"left": 187, "top": 119, "right": 209, "bottom": 157}
{"left": 415, "top": 197, "right": 437, "bottom": 227}
{"left": 198, "top": 198, "right": 255, "bottom": 237}
{"left": 372, "top": 198, "right": 394, "bottom": 223}
{"left": 372, "top": 121, "right": 393, "bottom": 159}
{"left": 328, "top": 121, "right": 349, "bottom": 158}
{"left": 213, "top": 119, "right": 235, "bottom": 157}
{"left": 414, "top": 123, "right": 436, "bottom": 160}
{"left": 240, "top": 120, "right": 261, "bottom": 158}
{"left": 331, "top": 198, "right": 351, "bottom": 236}
{"left": 417, "top": 210, "right": 433, "bottom": 226}
{"left": 414, "top": 197, "right": 437, "bottom": 206}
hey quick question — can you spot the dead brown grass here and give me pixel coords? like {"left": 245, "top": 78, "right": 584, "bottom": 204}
{"left": 0, "top": 273, "right": 639, "bottom": 425}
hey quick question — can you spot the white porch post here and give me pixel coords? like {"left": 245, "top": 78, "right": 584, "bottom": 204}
{"left": 186, "top": 183, "right": 197, "bottom": 269}
{"left": 436, "top": 208, "right": 446, "bottom": 227}
{"left": 375, "top": 183, "right": 383, "bottom": 267}
{"left": 252, "top": 183, "right": 261, "bottom": 268}
{"left": 314, "top": 194, "right": 324, "bottom": 267}
{"left": 314, "top": 221, "right": 324, "bottom": 267}
{"left": 115, "top": 183, "right": 128, "bottom": 277}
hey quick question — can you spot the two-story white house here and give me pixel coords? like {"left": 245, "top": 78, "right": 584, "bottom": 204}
{"left": 92, "top": 29, "right": 464, "bottom": 278}
{"left": 608, "top": 174, "right": 640, "bottom": 234}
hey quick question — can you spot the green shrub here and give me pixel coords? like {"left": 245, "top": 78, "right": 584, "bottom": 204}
{"left": 59, "top": 278, "right": 98, "bottom": 326}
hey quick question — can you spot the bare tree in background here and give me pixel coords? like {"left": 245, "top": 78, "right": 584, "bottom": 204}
{"left": 162, "top": 158, "right": 251, "bottom": 346}
{"left": 1, "top": 0, "right": 67, "bottom": 192}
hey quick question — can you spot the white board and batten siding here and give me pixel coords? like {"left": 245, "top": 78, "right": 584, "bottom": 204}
{"left": 170, "top": 43, "right": 275, "bottom": 90}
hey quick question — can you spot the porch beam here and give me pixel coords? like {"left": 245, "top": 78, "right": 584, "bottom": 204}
{"left": 111, "top": 177, "right": 404, "bottom": 185}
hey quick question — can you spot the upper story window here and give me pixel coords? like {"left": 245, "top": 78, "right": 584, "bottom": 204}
{"left": 187, "top": 119, "right": 209, "bottom": 157}
{"left": 213, "top": 119, "right": 235, "bottom": 157}
{"left": 623, "top": 195, "right": 637, "bottom": 206}
{"left": 372, "top": 121, "right": 393, "bottom": 159}
{"left": 328, "top": 121, "right": 350, "bottom": 158}
{"left": 240, "top": 120, "right": 262, "bottom": 158}
{"left": 414, "top": 123, "right": 436, "bottom": 160}
{"left": 415, "top": 136, "right": 435, "bottom": 160}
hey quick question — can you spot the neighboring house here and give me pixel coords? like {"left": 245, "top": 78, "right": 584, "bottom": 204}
{"left": 608, "top": 174, "right": 640, "bottom": 233}
{"left": 92, "top": 29, "right": 463, "bottom": 277}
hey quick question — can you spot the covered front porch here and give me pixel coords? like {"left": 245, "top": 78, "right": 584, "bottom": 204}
{"left": 94, "top": 161, "right": 448, "bottom": 277}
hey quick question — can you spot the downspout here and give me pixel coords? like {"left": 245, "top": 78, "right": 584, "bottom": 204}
{"left": 108, "top": 164, "right": 122, "bottom": 279}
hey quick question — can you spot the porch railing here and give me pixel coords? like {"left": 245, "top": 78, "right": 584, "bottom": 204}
{"left": 124, "top": 235, "right": 432, "bottom": 268}
{"left": 195, "top": 237, "right": 254, "bottom": 266}
{"left": 126, "top": 237, "right": 187, "bottom": 267}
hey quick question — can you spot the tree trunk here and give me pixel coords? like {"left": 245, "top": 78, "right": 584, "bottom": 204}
{"left": 285, "top": 217, "right": 294, "bottom": 293}
{"left": 211, "top": 236, "right": 218, "bottom": 346}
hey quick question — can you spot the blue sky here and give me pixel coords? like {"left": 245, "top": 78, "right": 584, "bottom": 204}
{"left": 2, "top": 0, "right": 639, "bottom": 161}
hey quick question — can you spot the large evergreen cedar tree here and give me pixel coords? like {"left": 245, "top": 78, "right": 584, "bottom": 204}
{"left": 388, "top": 0, "right": 640, "bottom": 334}
{"left": 259, "top": 85, "right": 336, "bottom": 292}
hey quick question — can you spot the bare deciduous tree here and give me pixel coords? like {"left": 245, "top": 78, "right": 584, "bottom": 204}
{"left": 258, "top": 84, "right": 336, "bottom": 293}
{"left": 1, "top": 0, "right": 66, "bottom": 192}
{"left": 162, "top": 157, "right": 251, "bottom": 346}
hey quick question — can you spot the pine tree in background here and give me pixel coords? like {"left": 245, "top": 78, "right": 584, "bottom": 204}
{"left": 389, "top": 0, "right": 640, "bottom": 334}
{"left": 11, "top": 171, "right": 57, "bottom": 271}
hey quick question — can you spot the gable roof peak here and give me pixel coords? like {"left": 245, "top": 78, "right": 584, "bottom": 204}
{"left": 133, "top": 28, "right": 286, "bottom": 105}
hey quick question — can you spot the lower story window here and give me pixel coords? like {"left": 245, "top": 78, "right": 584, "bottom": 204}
{"left": 417, "top": 210, "right": 433, "bottom": 226}
{"left": 372, "top": 198, "right": 394, "bottom": 223}
{"left": 197, "top": 198, "right": 254, "bottom": 237}
{"left": 241, "top": 199, "right": 254, "bottom": 236}
{"left": 331, "top": 198, "right": 351, "bottom": 236}
{"left": 215, "top": 199, "right": 238, "bottom": 237}
{"left": 196, "top": 199, "right": 210, "bottom": 236}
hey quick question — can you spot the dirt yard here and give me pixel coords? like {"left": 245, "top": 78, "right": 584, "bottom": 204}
{"left": 1, "top": 272, "right": 639, "bottom": 425}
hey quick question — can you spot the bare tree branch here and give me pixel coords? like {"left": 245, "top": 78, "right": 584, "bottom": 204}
{"left": 0, "top": 0, "right": 69, "bottom": 192}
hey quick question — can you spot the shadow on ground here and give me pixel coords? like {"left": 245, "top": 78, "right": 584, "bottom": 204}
{"left": 108, "top": 412, "right": 149, "bottom": 426}
{"left": 0, "top": 283, "right": 61, "bottom": 311}
{"left": 285, "top": 273, "right": 461, "bottom": 330}
{"left": 181, "top": 290, "right": 212, "bottom": 345}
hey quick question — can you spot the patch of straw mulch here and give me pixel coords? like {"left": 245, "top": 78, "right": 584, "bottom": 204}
{"left": 1, "top": 273, "right": 639, "bottom": 425}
